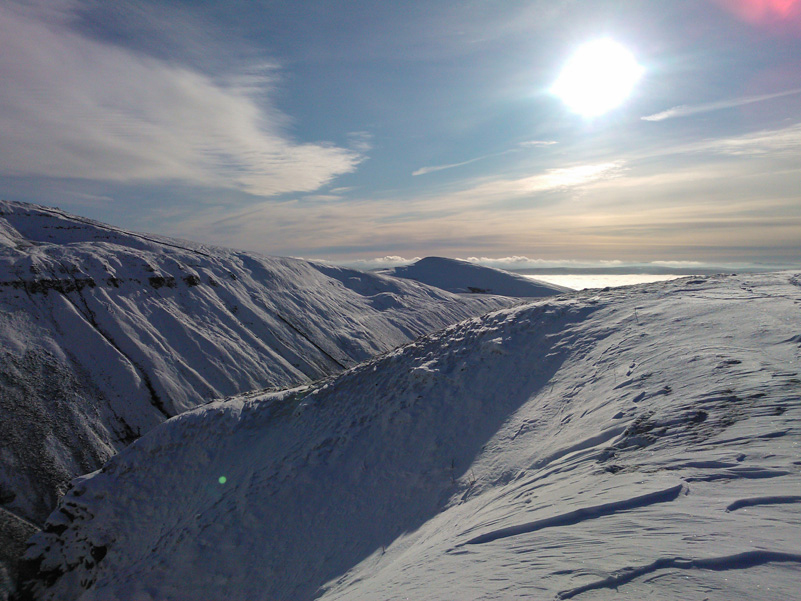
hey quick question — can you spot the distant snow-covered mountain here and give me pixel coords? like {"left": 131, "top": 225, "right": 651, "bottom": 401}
{"left": 19, "top": 272, "right": 801, "bottom": 600}
{"left": 382, "top": 256, "right": 573, "bottom": 297}
{"left": 0, "top": 200, "right": 520, "bottom": 550}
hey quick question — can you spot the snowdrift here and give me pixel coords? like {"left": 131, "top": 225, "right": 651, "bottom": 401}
{"left": 19, "top": 272, "right": 801, "bottom": 600}
{"left": 383, "top": 256, "right": 572, "bottom": 297}
{"left": 0, "top": 200, "right": 514, "bottom": 534}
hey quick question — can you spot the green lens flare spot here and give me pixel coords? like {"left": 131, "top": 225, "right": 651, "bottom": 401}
{"left": 218, "top": 476, "right": 227, "bottom": 485}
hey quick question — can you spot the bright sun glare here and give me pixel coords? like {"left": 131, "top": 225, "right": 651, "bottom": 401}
{"left": 551, "top": 39, "right": 644, "bottom": 117}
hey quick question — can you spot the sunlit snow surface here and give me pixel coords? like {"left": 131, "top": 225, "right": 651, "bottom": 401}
{"left": 529, "top": 274, "right": 684, "bottom": 290}
{"left": 20, "top": 272, "right": 801, "bottom": 601}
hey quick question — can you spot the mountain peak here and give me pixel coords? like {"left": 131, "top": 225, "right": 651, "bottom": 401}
{"left": 385, "top": 256, "right": 572, "bottom": 297}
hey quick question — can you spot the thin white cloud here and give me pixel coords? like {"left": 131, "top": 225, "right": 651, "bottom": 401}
{"left": 519, "top": 140, "right": 558, "bottom": 147}
{"left": 373, "top": 255, "right": 420, "bottom": 263}
{"left": 0, "top": 3, "right": 362, "bottom": 197}
{"left": 413, "top": 143, "right": 557, "bottom": 177}
{"left": 301, "top": 194, "right": 344, "bottom": 203}
{"left": 463, "top": 256, "right": 625, "bottom": 269}
{"left": 409, "top": 161, "right": 626, "bottom": 210}
{"left": 708, "top": 122, "right": 801, "bottom": 156}
{"left": 347, "top": 131, "right": 373, "bottom": 152}
{"left": 590, "top": 120, "right": 801, "bottom": 164}
{"left": 457, "top": 161, "right": 625, "bottom": 202}
{"left": 535, "top": 162, "right": 625, "bottom": 189}
{"left": 413, "top": 156, "right": 491, "bottom": 177}
{"left": 343, "top": 256, "right": 422, "bottom": 269}
{"left": 642, "top": 88, "right": 801, "bottom": 121}
{"left": 650, "top": 260, "right": 706, "bottom": 267}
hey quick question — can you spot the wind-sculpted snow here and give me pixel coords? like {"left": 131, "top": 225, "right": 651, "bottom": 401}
{"left": 19, "top": 272, "right": 801, "bottom": 600}
{"left": 0, "top": 200, "right": 514, "bottom": 549}
{"left": 383, "top": 256, "right": 572, "bottom": 297}
{"left": 556, "top": 551, "right": 801, "bottom": 600}
{"left": 460, "top": 483, "right": 687, "bottom": 545}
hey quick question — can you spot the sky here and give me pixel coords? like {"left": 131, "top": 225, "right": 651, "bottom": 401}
{"left": 1, "top": 0, "right": 800, "bottom": 269}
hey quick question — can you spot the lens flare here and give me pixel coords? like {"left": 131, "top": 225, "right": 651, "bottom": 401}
{"left": 716, "top": 0, "right": 800, "bottom": 20}
{"left": 712, "top": 0, "right": 801, "bottom": 31}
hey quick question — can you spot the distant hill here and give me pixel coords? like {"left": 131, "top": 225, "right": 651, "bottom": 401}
{"left": 19, "top": 271, "right": 801, "bottom": 601}
{"left": 0, "top": 200, "right": 513, "bottom": 566}
{"left": 382, "top": 256, "right": 572, "bottom": 297}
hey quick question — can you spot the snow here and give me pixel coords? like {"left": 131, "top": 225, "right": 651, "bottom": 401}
{"left": 526, "top": 273, "right": 684, "bottom": 290}
{"left": 383, "top": 256, "right": 573, "bottom": 296}
{"left": 18, "top": 271, "right": 801, "bottom": 601}
{"left": 0, "top": 199, "right": 517, "bottom": 538}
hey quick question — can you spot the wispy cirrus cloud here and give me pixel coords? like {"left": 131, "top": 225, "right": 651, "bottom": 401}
{"left": 518, "top": 140, "right": 558, "bottom": 147}
{"left": 642, "top": 88, "right": 801, "bottom": 121}
{"left": 413, "top": 141, "right": 557, "bottom": 177}
{"left": 533, "top": 162, "right": 625, "bottom": 189}
{"left": 707, "top": 122, "right": 801, "bottom": 155}
{"left": 411, "top": 161, "right": 625, "bottom": 207}
{"left": 0, "top": 2, "right": 362, "bottom": 197}
{"left": 413, "top": 156, "right": 491, "bottom": 177}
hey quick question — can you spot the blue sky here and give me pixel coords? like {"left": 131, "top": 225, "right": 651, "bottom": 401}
{"left": 1, "top": 0, "right": 800, "bottom": 267}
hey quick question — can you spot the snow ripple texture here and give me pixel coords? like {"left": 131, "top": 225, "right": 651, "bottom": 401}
{"left": 19, "top": 271, "right": 801, "bottom": 601}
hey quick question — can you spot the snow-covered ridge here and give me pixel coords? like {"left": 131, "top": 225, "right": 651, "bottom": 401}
{"left": 0, "top": 199, "right": 516, "bottom": 537}
{"left": 19, "top": 271, "right": 801, "bottom": 600}
{"left": 382, "top": 256, "right": 573, "bottom": 297}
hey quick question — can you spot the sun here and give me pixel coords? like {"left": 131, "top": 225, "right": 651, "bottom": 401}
{"left": 551, "top": 39, "right": 644, "bottom": 117}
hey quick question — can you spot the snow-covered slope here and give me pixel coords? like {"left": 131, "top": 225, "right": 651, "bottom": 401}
{"left": 0, "top": 199, "right": 514, "bottom": 536}
{"left": 19, "top": 272, "right": 801, "bottom": 600}
{"left": 383, "top": 256, "right": 572, "bottom": 297}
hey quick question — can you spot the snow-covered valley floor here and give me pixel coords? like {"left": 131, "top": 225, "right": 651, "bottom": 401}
{"left": 19, "top": 271, "right": 801, "bottom": 600}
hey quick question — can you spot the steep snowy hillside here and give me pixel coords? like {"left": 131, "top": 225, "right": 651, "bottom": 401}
{"left": 383, "top": 256, "right": 572, "bottom": 297}
{"left": 19, "top": 272, "right": 801, "bottom": 601}
{"left": 0, "top": 200, "right": 515, "bottom": 538}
